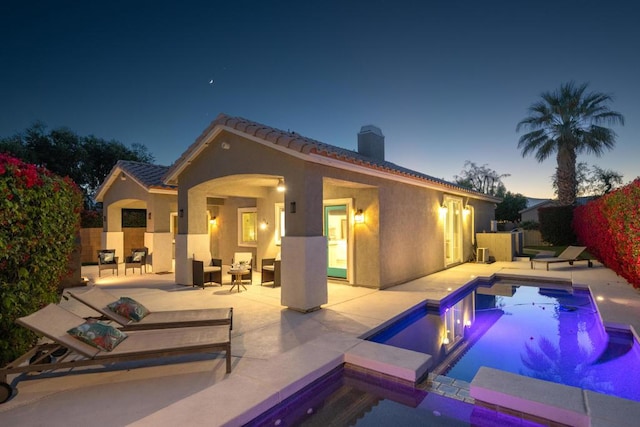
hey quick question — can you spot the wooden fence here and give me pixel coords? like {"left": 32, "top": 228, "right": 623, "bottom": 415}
{"left": 80, "top": 228, "right": 146, "bottom": 264}
{"left": 522, "top": 230, "right": 549, "bottom": 247}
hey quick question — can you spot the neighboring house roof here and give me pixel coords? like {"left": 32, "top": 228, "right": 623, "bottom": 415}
{"left": 519, "top": 196, "right": 595, "bottom": 214}
{"left": 95, "top": 160, "right": 177, "bottom": 202}
{"left": 164, "top": 113, "right": 501, "bottom": 203}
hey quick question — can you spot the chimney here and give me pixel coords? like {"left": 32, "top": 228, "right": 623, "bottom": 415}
{"left": 358, "top": 125, "right": 385, "bottom": 161}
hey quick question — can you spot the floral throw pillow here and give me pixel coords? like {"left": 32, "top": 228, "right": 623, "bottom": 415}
{"left": 100, "top": 252, "right": 114, "bottom": 263}
{"left": 107, "top": 297, "right": 150, "bottom": 322}
{"left": 67, "top": 320, "right": 127, "bottom": 352}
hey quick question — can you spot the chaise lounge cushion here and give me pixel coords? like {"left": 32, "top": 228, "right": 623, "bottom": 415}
{"left": 107, "top": 297, "right": 151, "bottom": 321}
{"left": 68, "top": 320, "right": 128, "bottom": 351}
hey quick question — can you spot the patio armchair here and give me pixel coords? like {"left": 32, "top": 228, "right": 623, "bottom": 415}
{"left": 261, "top": 256, "right": 281, "bottom": 287}
{"left": 232, "top": 252, "right": 253, "bottom": 284}
{"left": 124, "top": 247, "right": 148, "bottom": 275}
{"left": 192, "top": 255, "right": 222, "bottom": 288}
{"left": 97, "top": 249, "right": 118, "bottom": 277}
{"left": 530, "top": 246, "right": 593, "bottom": 271}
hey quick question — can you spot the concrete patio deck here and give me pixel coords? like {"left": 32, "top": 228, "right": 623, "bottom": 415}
{"left": 1, "top": 259, "right": 639, "bottom": 426}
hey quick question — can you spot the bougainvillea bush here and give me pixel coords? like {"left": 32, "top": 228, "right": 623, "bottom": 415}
{"left": 0, "top": 154, "right": 83, "bottom": 366}
{"left": 573, "top": 179, "right": 640, "bottom": 289}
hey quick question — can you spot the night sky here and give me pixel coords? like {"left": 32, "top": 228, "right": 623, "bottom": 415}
{"left": 1, "top": 0, "right": 638, "bottom": 198}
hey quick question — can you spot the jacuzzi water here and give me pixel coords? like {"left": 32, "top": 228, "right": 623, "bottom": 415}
{"left": 245, "top": 365, "right": 542, "bottom": 426}
{"left": 369, "top": 280, "right": 640, "bottom": 402}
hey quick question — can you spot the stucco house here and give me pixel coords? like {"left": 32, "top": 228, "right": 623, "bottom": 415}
{"left": 95, "top": 160, "right": 177, "bottom": 274}
{"left": 96, "top": 113, "right": 500, "bottom": 312}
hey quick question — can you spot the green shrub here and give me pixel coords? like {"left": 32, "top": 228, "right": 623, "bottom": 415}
{"left": 520, "top": 220, "right": 540, "bottom": 230}
{"left": 81, "top": 209, "right": 103, "bottom": 228}
{"left": 0, "top": 154, "right": 83, "bottom": 366}
{"left": 538, "top": 205, "right": 576, "bottom": 246}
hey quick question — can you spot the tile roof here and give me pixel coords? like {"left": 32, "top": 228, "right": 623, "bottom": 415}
{"left": 165, "top": 113, "right": 500, "bottom": 201}
{"left": 117, "top": 160, "right": 176, "bottom": 191}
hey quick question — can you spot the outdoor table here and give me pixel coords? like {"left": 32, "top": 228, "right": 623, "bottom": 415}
{"left": 228, "top": 268, "right": 249, "bottom": 292}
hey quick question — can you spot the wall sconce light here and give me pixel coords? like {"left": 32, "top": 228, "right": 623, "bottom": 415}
{"left": 439, "top": 203, "right": 448, "bottom": 216}
{"left": 354, "top": 209, "right": 365, "bottom": 224}
{"left": 179, "top": 209, "right": 184, "bottom": 218}
{"left": 209, "top": 216, "right": 217, "bottom": 226}
{"left": 120, "top": 172, "right": 126, "bottom": 181}
{"left": 442, "top": 336, "right": 450, "bottom": 345}
{"left": 276, "top": 179, "right": 286, "bottom": 192}
{"left": 463, "top": 205, "right": 471, "bottom": 215}
{"left": 221, "top": 141, "right": 230, "bottom": 150}
{"left": 260, "top": 219, "right": 268, "bottom": 230}
{"left": 148, "top": 212, "right": 152, "bottom": 220}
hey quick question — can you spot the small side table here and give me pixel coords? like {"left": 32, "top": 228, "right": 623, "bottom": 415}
{"left": 229, "top": 268, "right": 249, "bottom": 292}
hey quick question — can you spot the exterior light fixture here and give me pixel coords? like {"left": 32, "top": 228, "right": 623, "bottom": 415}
{"left": 439, "top": 203, "right": 448, "bottom": 216}
{"left": 442, "top": 336, "right": 450, "bottom": 345}
{"left": 209, "top": 216, "right": 217, "bottom": 226}
{"left": 463, "top": 205, "right": 470, "bottom": 215}
{"left": 120, "top": 172, "right": 126, "bottom": 181}
{"left": 148, "top": 212, "right": 152, "bottom": 220}
{"left": 354, "top": 209, "right": 364, "bottom": 224}
{"left": 276, "top": 179, "right": 286, "bottom": 192}
{"left": 179, "top": 209, "right": 184, "bottom": 218}
{"left": 221, "top": 141, "right": 230, "bottom": 150}
{"left": 260, "top": 219, "right": 268, "bottom": 230}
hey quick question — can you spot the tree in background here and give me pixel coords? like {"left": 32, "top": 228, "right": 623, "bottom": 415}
{"left": 552, "top": 162, "right": 624, "bottom": 198}
{"left": 495, "top": 192, "right": 528, "bottom": 222}
{"left": 517, "top": 81, "right": 624, "bottom": 206}
{"left": 0, "top": 122, "right": 154, "bottom": 207}
{"left": 454, "top": 161, "right": 509, "bottom": 196}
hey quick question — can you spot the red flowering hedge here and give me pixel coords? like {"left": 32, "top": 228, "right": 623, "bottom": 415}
{"left": 0, "top": 154, "right": 83, "bottom": 366}
{"left": 573, "top": 179, "right": 640, "bottom": 289}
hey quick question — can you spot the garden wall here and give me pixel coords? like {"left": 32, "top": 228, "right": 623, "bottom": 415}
{"left": 80, "top": 227, "right": 145, "bottom": 264}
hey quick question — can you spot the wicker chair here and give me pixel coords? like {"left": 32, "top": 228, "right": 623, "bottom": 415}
{"left": 125, "top": 247, "right": 148, "bottom": 275}
{"left": 97, "top": 249, "right": 118, "bottom": 277}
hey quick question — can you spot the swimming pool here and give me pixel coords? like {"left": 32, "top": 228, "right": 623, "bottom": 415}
{"left": 368, "top": 279, "right": 640, "bottom": 402}
{"left": 245, "top": 365, "right": 543, "bottom": 426}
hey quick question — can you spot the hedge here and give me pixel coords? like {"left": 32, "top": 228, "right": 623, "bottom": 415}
{"left": 0, "top": 154, "right": 83, "bottom": 366}
{"left": 573, "top": 179, "right": 640, "bottom": 288}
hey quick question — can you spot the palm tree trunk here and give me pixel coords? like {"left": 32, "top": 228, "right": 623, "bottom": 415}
{"left": 556, "top": 147, "right": 577, "bottom": 205}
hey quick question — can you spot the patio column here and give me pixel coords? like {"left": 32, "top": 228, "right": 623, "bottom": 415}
{"left": 281, "top": 171, "right": 328, "bottom": 312}
{"left": 175, "top": 187, "right": 209, "bottom": 286}
{"left": 102, "top": 204, "right": 124, "bottom": 262}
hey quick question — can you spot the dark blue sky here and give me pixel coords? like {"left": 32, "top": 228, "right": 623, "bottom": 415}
{"left": 2, "top": 1, "right": 638, "bottom": 197}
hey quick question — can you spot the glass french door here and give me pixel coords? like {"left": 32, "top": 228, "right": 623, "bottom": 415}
{"left": 324, "top": 204, "right": 348, "bottom": 278}
{"left": 444, "top": 197, "right": 463, "bottom": 266}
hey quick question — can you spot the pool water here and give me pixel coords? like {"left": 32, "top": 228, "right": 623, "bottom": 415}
{"left": 245, "top": 365, "right": 543, "bottom": 426}
{"left": 369, "top": 280, "right": 640, "bottom": 402}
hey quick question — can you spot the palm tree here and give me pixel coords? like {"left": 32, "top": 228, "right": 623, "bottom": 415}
{"left": 516, "top": 82, "right": 624, "bottom": 205}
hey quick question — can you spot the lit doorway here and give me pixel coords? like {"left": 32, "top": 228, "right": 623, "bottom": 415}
{"left": 444, "top": 196, "right": 463, "bottom": 266}
{"left": 324, "top": 204, "right": 348, "bottom": 279}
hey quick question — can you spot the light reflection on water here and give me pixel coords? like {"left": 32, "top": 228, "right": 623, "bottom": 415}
{"left": 370, "top": 281, "right": 640, "bottom": 402}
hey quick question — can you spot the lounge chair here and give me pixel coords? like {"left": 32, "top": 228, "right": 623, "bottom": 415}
{"left": 0, "top": 303, "right": 231, "bottom": 403}
{"left": 530, "top": 246, "right": 593, "bottom": 271}
{"left": 66, "top": 287, "right": 233, "bottom": 330}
